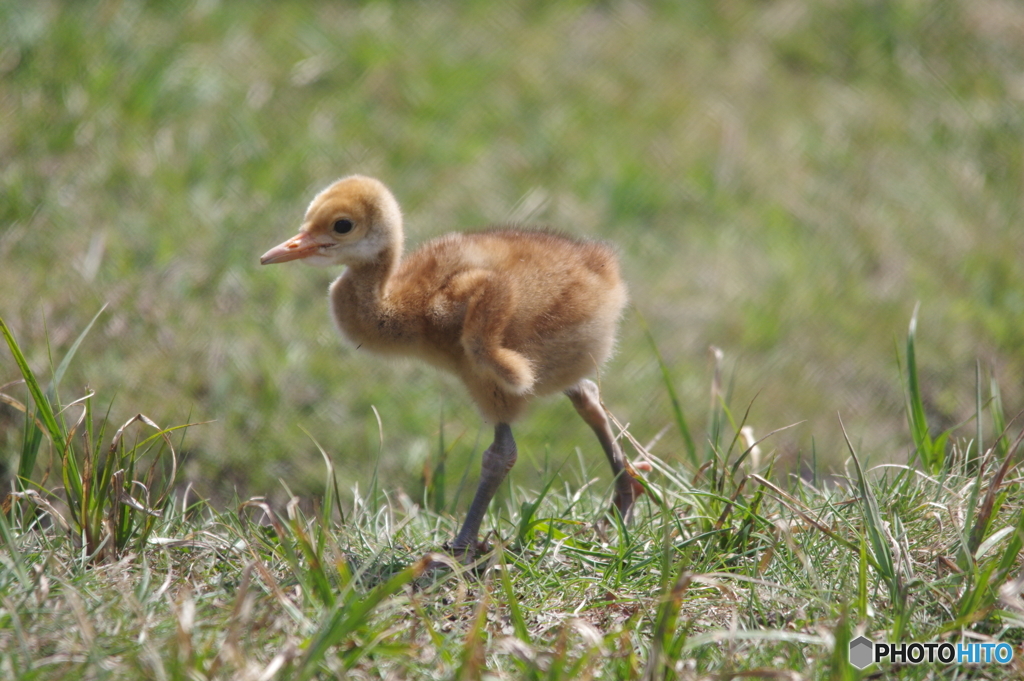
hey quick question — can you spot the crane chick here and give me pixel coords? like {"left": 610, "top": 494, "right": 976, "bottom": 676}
{"left": 261, "top": 175, "right": 642, "bottom": 558}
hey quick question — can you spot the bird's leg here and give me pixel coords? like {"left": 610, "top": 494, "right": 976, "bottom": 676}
{"left": 452, "top": 423, "right": 518, "bottom": 560}
{"left": 565, "top": 379, "right": 644, "bottom": 521}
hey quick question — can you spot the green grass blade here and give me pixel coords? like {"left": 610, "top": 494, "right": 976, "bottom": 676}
{"left": 973, "top": 359, "right": 982, "bottom": 470}
{"left": 857, "top": 535, "right": 868, "bottom": 622}
{"left": 288, "top": 512, "right": 335, "bottom": 609}
{"left": 957, "top": 560, "right": 998, "bottom": 620}
{"left": 17, "top": 408, "right": 44, "bottom": 487}
{"left": 636, "top": 309, "right": 696, "bottom": 466}
{"left": 51, "top": 304, "right": 106, "bottom": 394}
{"left": 968, "top": 429, "right": 1024, "bottom": 557}
{"left": 839, "top": 416, "right": 897, "bottom": 603}
{"left": 905, "top": 305, "right": 937, "bottom": 472}
{"left": 0, "top": 508, "right": 30, "bottom": 589}
{"left": 5, "top": 307, "right": 104, "bottom": 486}
{"left": 1, "top": 314, "right": 64, "bottom": 477}
{"left": 997, "top": 507, "right": 1024, "bottom": 581}
{"left": 516, "top": 466, "right": 562, "bottom": 548}
{"left": 828, "top": 606, "right": 857, "bottom": 681}
{"left": 498, "top": 545, "right": 530, "bottom": 642}
{"left": 644, "top": 567, "right": 692, "bottom": 678}
{"left": 989, "top": 377, "right": 1008, "bottom": 459}
{"left": 430, "top": 406, "right": 446, "bottom": 513}
{"left": 298, "top": 555, "right": 430, "bottom": 680}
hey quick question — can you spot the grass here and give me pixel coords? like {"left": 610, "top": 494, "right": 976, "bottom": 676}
{"left": 2, "top": 0, "right": 1024, "bottom": 678}
{"left": 3, "top": 310, "right": 1024, "bottom": 678}
{"left": 2, "top": 0, "right": 1023, "bottom": 500}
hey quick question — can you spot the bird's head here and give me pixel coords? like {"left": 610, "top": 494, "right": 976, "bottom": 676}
{"left": 260, "top": 175, "right": 403, "bottom": 268}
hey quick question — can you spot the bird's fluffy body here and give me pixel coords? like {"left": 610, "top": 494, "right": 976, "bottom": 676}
{"left": 331, "top": 227, "right": 627, "bottom": 422}
{"left": 262, "top": 175, "right": 627, "bottom": 424}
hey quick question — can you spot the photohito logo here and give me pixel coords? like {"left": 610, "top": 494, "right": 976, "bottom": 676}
{"left": 849, "top": 635, "right": 1014, "bottom": 669}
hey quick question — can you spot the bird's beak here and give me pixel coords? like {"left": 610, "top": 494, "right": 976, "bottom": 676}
{"left": 260, "top": 232, "right": 321, "bottom": 264}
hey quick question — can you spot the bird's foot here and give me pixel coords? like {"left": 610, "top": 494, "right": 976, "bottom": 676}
{"left": 427, "top": 538, "right": 492, "bottom": 573}
{"left": 610, "top": 475, "right": 646, "bottom": 522}
{"left": 608, "top": 461, "right": 652, "bottom": 524}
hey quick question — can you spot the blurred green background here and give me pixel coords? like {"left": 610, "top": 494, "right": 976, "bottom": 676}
{"left": 2, "top": 0, "right": 1022, "bottom": 504}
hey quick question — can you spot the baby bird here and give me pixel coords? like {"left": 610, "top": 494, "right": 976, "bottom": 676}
{"left": 261, "top": 175, "right": 642, "bottom": 558}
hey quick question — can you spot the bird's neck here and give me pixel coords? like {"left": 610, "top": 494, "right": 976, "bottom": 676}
{"left": 331, "top": 245, "right": 411, "bottom": 349}
{"left": 348, "top": 244, "right": 398, "bottom": 301}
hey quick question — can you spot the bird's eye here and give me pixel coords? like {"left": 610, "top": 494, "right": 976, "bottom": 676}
{"left": 333, "top": 219, "right": 354, "bottom": 234}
